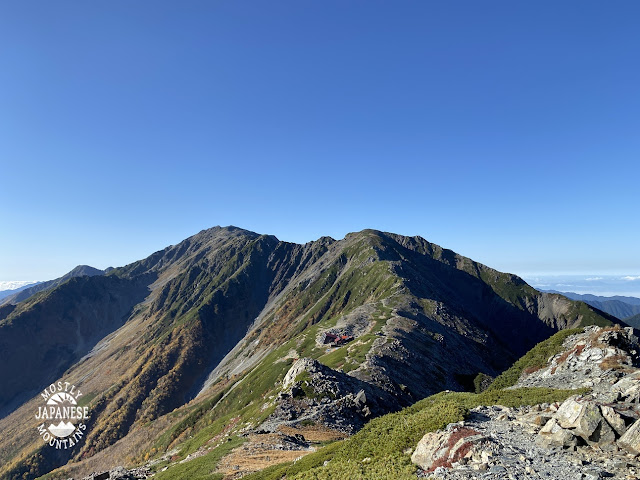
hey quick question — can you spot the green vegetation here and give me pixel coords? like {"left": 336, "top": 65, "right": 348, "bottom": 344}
{"left": 472, "top": 373, "right": 493, "bottom": 394}
{"left": 213, "top": 357, "right": 292, "bottom": 420}
{"left": 319, "top": 344, "right": 350, "bottom": 370}
{"left": 147, "top": 294, "right": 393, "bottom": 464}
{"left": 478, "top": 269, "right": 539, "bottom": 306}
{"left": 159, "top": 353, "right": 294, "bottom": 458}
{"left": 76, "top": 392, "right": 97, "bottom": 407}
{"left": 488, "top": 328, "right": 583, "bottom": 391}
{"left": 344, "top": 334, "right": 375, "bottom": 368}
{"left": 277, "top": 239, "right": 400, "bottom": 337}
{"left": 152, "top": 388, "right": 230, "bottom": 453}
{"left": 294, "top": 371, "right": 336, "bottom": 400}
{"left": 294, "top": 371, "right": 319, "bottom": 399}
{"left": 3, "top": 229, "right": 619, "bottom": 480}
{"left": 244, "top": 387, "right": 581, "bottom": 480}
{"left": 153, "top": 436, "right": 245, "bottom": 480}
{"left": 318, "top": 305, "right": 391, "bottom": 373}
{"left": 318, "top": 331, "right": 378, "bottom": 372}
{"left": 175, "top": 413, "right": 239, "bottom": 458}
{"left": 140, "top": 268, "right": 597, "bottom": 479}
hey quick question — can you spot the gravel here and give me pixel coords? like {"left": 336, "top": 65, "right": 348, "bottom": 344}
{"left": 418, "top": 405, "right": 621, "bottom": 480}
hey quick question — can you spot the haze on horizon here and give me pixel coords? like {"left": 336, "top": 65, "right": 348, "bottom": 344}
{"left": 1, "top": 2, "right": 638, "bottom": 283}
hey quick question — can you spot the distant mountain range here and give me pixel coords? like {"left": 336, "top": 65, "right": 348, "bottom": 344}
{"left": 0, "top": 265, "right": 104, "bottom": 306}
{"left": 0, "top": 227, "right": 618, "bottom": 480}
{"left": 0, "top": 282, "right": 41, "bottom": 302}
{"left": 542, "top": 290, "right": 640, "bottom": 326}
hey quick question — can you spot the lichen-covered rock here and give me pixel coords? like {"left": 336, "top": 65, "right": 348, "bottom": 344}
{"left": 411, "top": 424, "right": 487, "bottom": 471}
{"left": 555, "top": 397, "right": 584, "bottom": 429}
{"left": 576, "top": 402, "right": 609, "bottom": 442}
{"left": 549, "top": 397, "right": 616, "bottom": 445}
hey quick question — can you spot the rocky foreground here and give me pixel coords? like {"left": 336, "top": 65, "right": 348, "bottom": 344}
{"left": 411, "top": 326, "right": 640, "bottom": 479}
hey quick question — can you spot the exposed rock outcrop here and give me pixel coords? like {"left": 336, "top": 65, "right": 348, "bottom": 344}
{"left": 415, "top": 405, "right": 640, "bottom": 480}
{"left": 261, "top": 358, "right": 404, "bottom": 434}
{"left": 79, "top": 466, "right": 150, "bottom": 480}
{"left": 412, "top": 326, "right": 640, "bottom": 479}
{"left": 514, "top": 325, "right": 639, "bottom": 396}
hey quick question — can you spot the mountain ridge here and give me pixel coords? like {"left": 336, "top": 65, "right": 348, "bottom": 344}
{"left": 0, "top": 226, "right": 619, "bottom": 480}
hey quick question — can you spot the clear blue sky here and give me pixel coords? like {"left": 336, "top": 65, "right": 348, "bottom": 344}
{"left": 1, "top": 1, "right": 639, "bottom": 282}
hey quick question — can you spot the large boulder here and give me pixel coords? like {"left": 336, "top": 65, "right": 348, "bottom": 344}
{"left": 541, "top": 429, "right": 580, "bottom": 449}
{"left": 619, "top": 419, "right": 640, "bottom": 454}
{"left": 612, "top": 373, "right": 640, "bottom": 403}
{"left": 411, "top": 425, "right": 487, "bottom": 471}
{"left": 554, "top": 397, "right": 615, "bottom": 445}
{"left": 538, "top": 418, "right": 580, "bottom": 448}
{"left": 555, "top": 398, "right": 584, "bottom": 429}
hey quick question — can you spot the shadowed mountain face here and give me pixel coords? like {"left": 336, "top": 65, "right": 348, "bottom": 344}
{"left": 0, "top": 275, "right": 150, "bottom": 418}
{"left": 0, "top": 227, "right": 617, "bottom": 479}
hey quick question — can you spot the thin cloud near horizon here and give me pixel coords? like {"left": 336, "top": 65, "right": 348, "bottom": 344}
{"left": 0, "top": 280, "right": 39, "bottom": 291}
